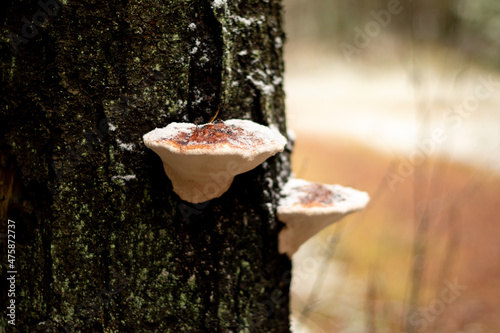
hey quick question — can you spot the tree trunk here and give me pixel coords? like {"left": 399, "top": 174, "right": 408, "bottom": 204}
{"left": 0, "top": 0, "right": 291, "bottom": 331}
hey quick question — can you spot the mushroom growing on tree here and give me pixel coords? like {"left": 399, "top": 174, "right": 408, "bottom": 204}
{"left": 278, "top": 178, "right": 370, "bottom": 257}
{"left": 143, "top": 119, "right": 287, "bottom": 203}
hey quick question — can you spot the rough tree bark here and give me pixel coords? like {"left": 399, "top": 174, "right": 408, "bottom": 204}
{"left": 0, "top": 0, "right": 291, "bottom": 331}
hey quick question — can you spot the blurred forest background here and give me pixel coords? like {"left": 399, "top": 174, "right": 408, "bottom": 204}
{"left": 286, "top": 0, "right": 500, "bottom": 64}
{"left": 282, "top": 0, "right": 500, "bottom": 332}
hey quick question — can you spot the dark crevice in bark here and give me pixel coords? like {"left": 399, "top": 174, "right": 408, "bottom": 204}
{"left": 187, "top": 0, "right": 223, "bottom": 124}
{"left": 250, "top": 84, "right": 267, "bottom": 125}
{"left": 0, "top": 0, "right": 12, "bottom": 27}
{"left": 39, "top": 181, "right": 55, "bottom": 324}
{"left": 234, "top": 269, "right": 241, "bottom": 317}
{"left": 108, "top": 0, "right": 132, "bottom": 119}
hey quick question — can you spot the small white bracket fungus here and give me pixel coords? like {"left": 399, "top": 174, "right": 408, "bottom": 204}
{"left": 278, "top": 178, "right": 370, "bottom": 258}
{"left": 143, "top": 119, "right": 287, "bottom": 203}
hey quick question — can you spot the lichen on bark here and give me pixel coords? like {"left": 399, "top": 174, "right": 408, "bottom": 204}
{"left": 0, "top": 0, "right": 291, "bottom": 332}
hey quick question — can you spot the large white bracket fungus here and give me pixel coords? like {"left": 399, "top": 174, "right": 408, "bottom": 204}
{"left": 143, "top": 119, "right": 287, "bottom": 203}
{"left": 278, "top": 178, "right": 370, "bottom": 258}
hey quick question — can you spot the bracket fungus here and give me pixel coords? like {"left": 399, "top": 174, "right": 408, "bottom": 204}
{"left": 143, "top": 119, "right": 287, "bottom": 203}
{"left": 278, "top": 178, "right": 370, "bottom": 257}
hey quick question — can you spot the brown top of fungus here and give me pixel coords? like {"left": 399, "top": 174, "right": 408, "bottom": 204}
{"left": 278, "top": 179, "right": 368, "bottom": 215}
{"left": 165, "top": 122, "right": 260, "bottom": 150}
{"left": 143, "top": 119, "right": 286, "bottom": 157}
{"left": 298, "top": 183, "right": 344, "bottom": 207}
